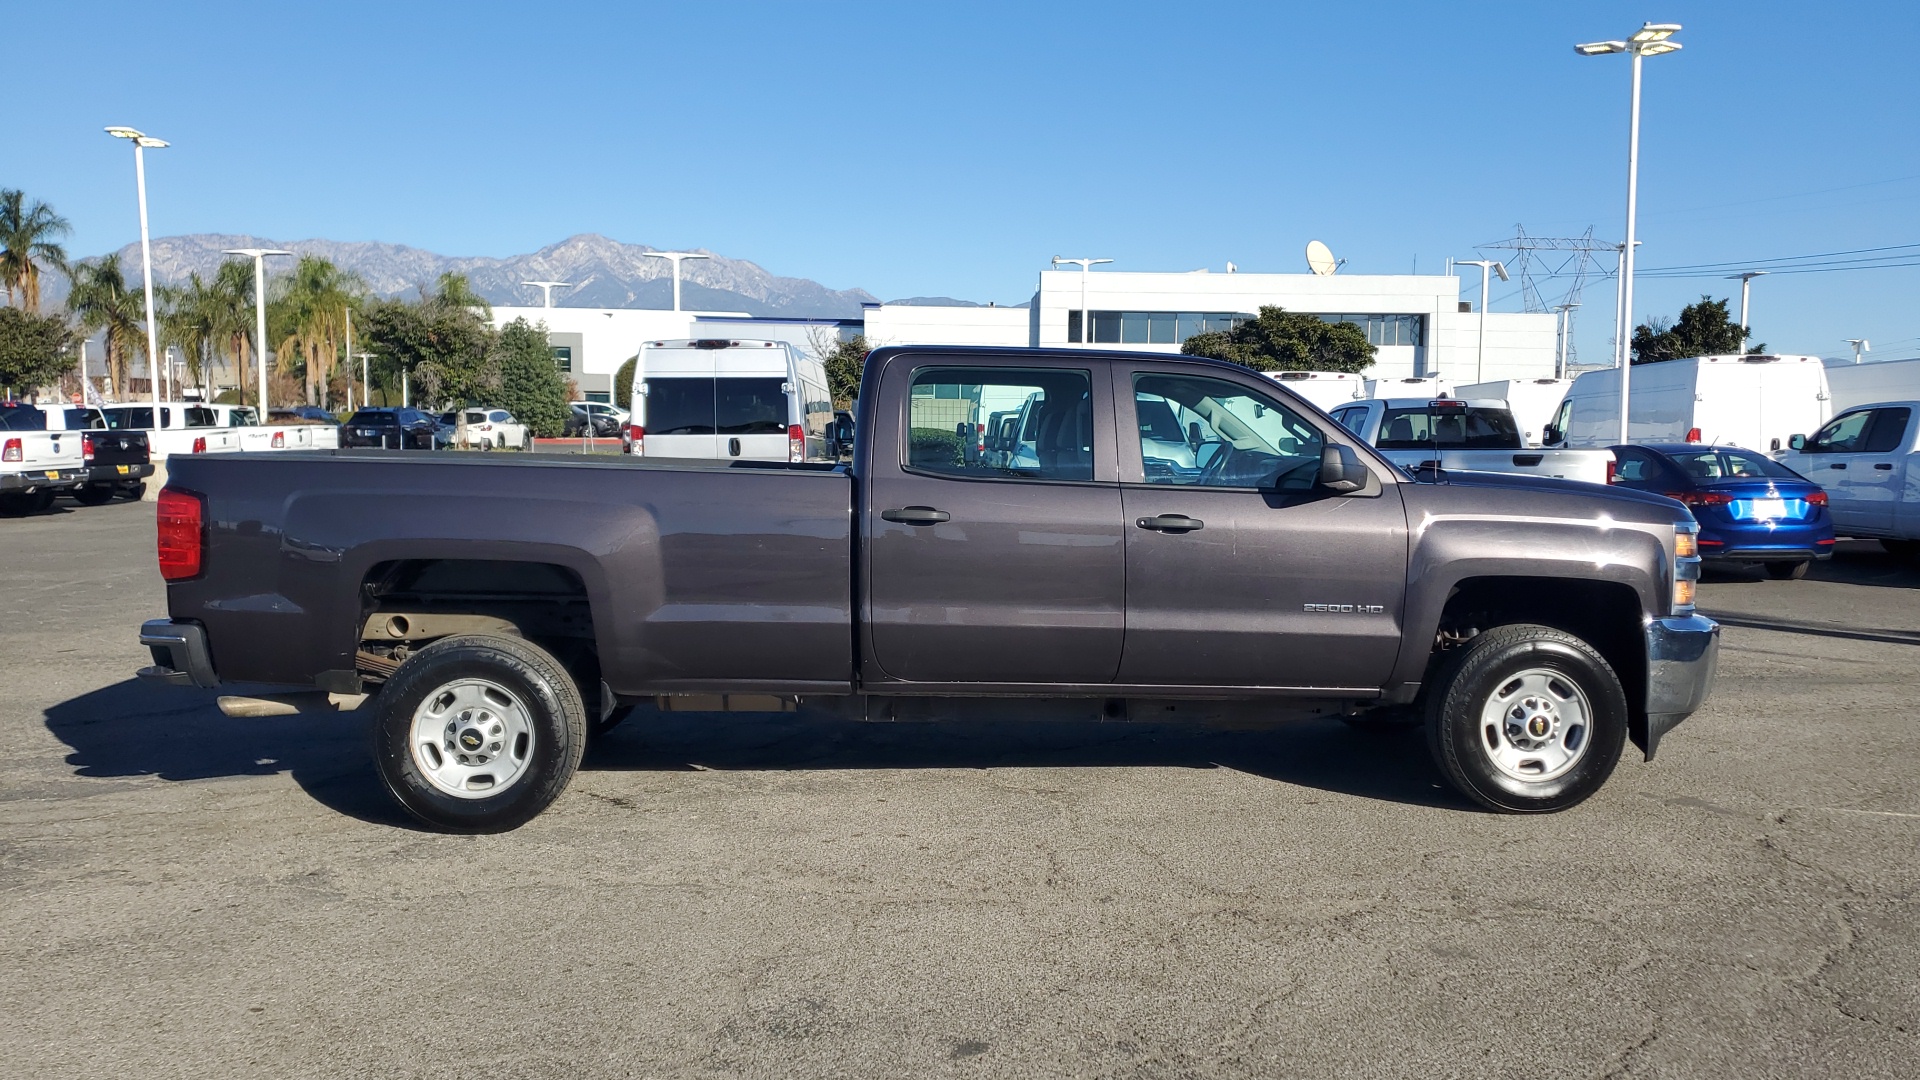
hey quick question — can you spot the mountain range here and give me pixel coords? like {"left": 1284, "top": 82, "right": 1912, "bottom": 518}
{"left": 74, "top": 233, "right": 890, "bottom": 317}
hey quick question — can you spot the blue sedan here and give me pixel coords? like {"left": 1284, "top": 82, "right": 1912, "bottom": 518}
{"left": 1609, "top": 443, "right": 1835, "bottom": 579}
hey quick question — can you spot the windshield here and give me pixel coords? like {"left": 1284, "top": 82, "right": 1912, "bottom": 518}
{"left": 347, "top": 411, "right": 396, "bottom": 425}
{"left": 1666, "top": 449, "right": 1802, "bottom": 482}
{"left": 1375, "top": 405, "right": 1521, "bottom": 450}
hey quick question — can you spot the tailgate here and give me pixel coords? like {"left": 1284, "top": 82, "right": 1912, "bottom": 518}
{"left": 1422, "top": 449, "right": 1614, "bottom": 483}
{"left": 86, "top": 431, "right": 150, "bottom": 467}
{"left": 6, "top": 431, "right": 83, "bottom": 470}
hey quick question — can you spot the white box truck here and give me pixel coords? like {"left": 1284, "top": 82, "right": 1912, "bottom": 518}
{"left": 1262, "top": 371, "right": 1369, "bottom": 413}
{"left": 1544, "top": 354, "right": 1829, "bottom": 455}
{"left": 1825, "top": 356, "right": 1920, "bottom": 414}
{"left": 1452, "top": 378, "right": 1575, "bottom": 448}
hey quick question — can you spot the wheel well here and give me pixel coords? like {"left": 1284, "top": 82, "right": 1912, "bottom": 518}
{"left": 1434, "top": 576, "right": 1645, "bottom": 724}
{"left": 357, "top": 559, "right": 598, "bottom": 692}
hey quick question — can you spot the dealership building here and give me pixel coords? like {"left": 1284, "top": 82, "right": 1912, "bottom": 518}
{"left": 495, "top": 264, "right": 1560, "bottom": 402}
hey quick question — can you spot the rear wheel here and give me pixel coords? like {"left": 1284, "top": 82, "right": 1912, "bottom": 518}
{"left": 371, "top": 634, "right": 586, "bottom": 832}
{"left": 121, "top": 481, "right": 148, "bottom": 501}
{"left": 74, "top": 484, "right": 116, "bottom": 506}
{"left": 1765, "top": 560, "right": 1809, "bottom": 580}
{"left": 1426, "top": 624, "right": 1628, "bottom": 813}
{"left": 0, "top": 492, "right": 30, "bottom": 517}
{"left": 29, "top": 488, "right": 57, "bottom": 512}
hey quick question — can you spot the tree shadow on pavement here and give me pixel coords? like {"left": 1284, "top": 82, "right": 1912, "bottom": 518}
{"left": 45, "top": 682, "right": 1470, "bottom": 822}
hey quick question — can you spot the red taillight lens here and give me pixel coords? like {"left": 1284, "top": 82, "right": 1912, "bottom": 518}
{"left": 2, "top": 438, "right": 20, "bottom": 463}
{"left": 270, "top": 430, "right": 285, "bottom": 448}
{"left": 1665, "top": 491, "right": 1733, "bottom": 507}
{"left": 1685, "top": 428, "right": 1702, "bottom": 443}
{"left": 628, "top": 424, "right": 645, "bottom": 455}
{"left": 192, "top": 436, "right": 207, "bottom": 454}
{"left": 156, "top": 488, "right": 204, "bottom": 581}
{"left": 788, "top": 423, "right": 805, "bottom": 463}
{"left": 1807, "top": 490, "right": 1829, "bottom": 506}
{"left": 83, "top": 433, "right": 96, "bottom": 461}
{"left": 1605, "top": 459, "right": 1619, "bottom": 484}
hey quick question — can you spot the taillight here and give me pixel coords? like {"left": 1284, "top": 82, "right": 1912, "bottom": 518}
{"left": 1665, "top": 491, "right": 1733, "bottom": 507}
{"left": 192, "top": 436, "right": 207, "bottom": 454}
{"left": 270, "top": 430, "right": 285, "bottom": 448}
{"left": 1605, "top": 459, "right": 1619, "bottom": 484}
{"left": 628, "top": 424, "right": 644, "bottom": 455}
{"left": 1807, "top": 490, "right": 1829, "bottom": 506}
{"left": 1684, "top": 428, "right": 1702, "bottom": 443}
{"left": 2, "top": 438, "right": 19, "bottom": 463}
{"left": 788, "top": 423, "right": 805, "bottom": 463}
{"left": 156, "top": 487, "right": 205, "bottom": 581}
{"left": 83, "top": 433, "right": 96, "bottom": 462}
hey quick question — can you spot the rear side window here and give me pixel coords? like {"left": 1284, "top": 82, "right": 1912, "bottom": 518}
{"left": 0, "top": 407, "right": 48, "bottom": 430}
{"left": 104, "top": 407, "right": 155, "bottom": 429}
{"left": 716, "top": 378, "right": 787, "bottom": 435}
{"left": 1664, "top": 449, "right": 1798, "bottom": 481}
{"left": 347, "top": 411, "right": 391, "bottom": 425}
{"left": 183, "top": 406, "right": 218, "bottom": 427}
{"left": 1865, "top": 407, "right": 1913, "bottom": 454}
{"left": 489, "top": 410, "right": 510, "bottom": 424}
{"left": 1375, "top": 406, "right": 1520, "bottom": 449}
{"left": 907, "top": 367, "right": 1093, "bottom": 482}
{"left": 646, "top": 378, "right": 716, "bottom": 435}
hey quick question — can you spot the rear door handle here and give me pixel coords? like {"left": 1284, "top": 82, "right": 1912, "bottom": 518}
{"left": 881, "top": 506, "right": 950, "bottom": 525}
{"left": 1136, "top": 514, "right": 1205, "bottom": 533}
{"left": 728, "top": 437, "right": 742, "bottom": 457}
{"left": 1874, "top": 462, "right": 1895, "bottom": 471}
{"left": 1830, "top": 463, "right": 1847, "bottom": 470}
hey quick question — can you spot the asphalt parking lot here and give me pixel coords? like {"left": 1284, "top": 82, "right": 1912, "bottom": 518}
{"left": 4, "top": 499, "right": 1917, "bottom": 1079}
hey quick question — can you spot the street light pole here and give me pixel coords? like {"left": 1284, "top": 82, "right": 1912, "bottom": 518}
{"left": 1846, "top": 338, "right": 1870, "bottom": 364}
{"left": 640, "top": 253, "right": 709, "bottom": 313}
{"left": 224, "top": 248, "right": 292, "bottom": 410}
{"left": 1051, "top": 256, "right": 1113, "bottom": 345}
{"left": 1726, "top": 270, "right": 1767, "bottom": 342}
{"left": 1577, "top": 22, "right": 1683, "bottom": 445}
{"left": 355, "top": 352, "right": 375, "bottom": 405}
{"left": 521, "top": 281, "right": 571, "bottom": 308}
{"left": 1552, "top": 302, "right": 1579, "bottom": 379}
{"left": 1454, "top": 259, "right": 1508, "bottom": 383}
{"left": 105, "top": 127, "right": 168, "bottom": 406}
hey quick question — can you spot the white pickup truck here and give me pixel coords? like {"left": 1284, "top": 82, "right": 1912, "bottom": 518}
{"left": 0, "top": 402, "right": 86, "bottom": 513}
{"left": 100, "top": 404, "right": 241, "bottom": 459}
{"left": 1326, "top": 397, "right": 1616, "bottom": 485}
{"left": 1782, "top": 399, "right": 1920, "bottom": 556}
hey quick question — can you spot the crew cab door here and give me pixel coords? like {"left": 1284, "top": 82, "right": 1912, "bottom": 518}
{"left": 1801, "top": 406, "right": 1912, "bottom": 532}
{"left": 1117, "top": 366, "right": 1408, "bottom": 690}
{"left": 863, "top": 358, "right": 1124, "bottom": 685}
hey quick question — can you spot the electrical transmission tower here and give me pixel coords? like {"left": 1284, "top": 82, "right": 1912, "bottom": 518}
{"left": 1477, "top": 225, "right": 1617, "bottom": 369}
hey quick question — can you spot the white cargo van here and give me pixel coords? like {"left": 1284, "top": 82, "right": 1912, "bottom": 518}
{"left": 1365, "top": 375, "right": 1453, "bottom": 400}
{"left": 1544, "top": 354, "right": 1829, "bottom": 455}
{"left": 1262, "top": 371, "right": 1368, "bottom": 413}
{"left": 1452, "top": 378, "right": 1574, "bottom": 448}
{"left": 626, "top": 338, "right": 833, "bottom": 462}
{"left": 1825, "top": 356, "right": 1920, "bottom": 414}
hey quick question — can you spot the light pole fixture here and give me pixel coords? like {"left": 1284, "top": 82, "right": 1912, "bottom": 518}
{"left": 1052, "top": 256, "right": 1113, "bottom": 345}
{"left": 641, "top": 253, "right": 709, "bottom": 312}
{"left": 223, "top": 248, "right": 292, "bottom": 409}
{"left": 1455, "top": 259, "right": 1509, "bottom": 383}
{"left": 521, "top": 280, "right": 571, "bottom": 308}
{"left": 355, "top": 352, "right": 376, "bottom": 406}
{"left": 1551, "top": 301, "right": 1580, "bottom": 379}
{"left": 1725, "top": 270, "right": 1767, "bottom": 338}
{"left": 106, "top": 126, "right": 168, "bottom": 406}
{"left": 1576, "top": 21, "right": 1683, "bottom": 444}
{"left": 1846, "top": 338, "right": 1870, "bottom": 364}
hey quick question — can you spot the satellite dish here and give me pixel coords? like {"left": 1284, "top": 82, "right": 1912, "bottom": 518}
{"left": 1306, "top": 240, "right": 1338, "bottom": 276}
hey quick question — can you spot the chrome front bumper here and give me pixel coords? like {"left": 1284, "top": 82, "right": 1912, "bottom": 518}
{"left": 1643, "top": 613, "right": 1720, "bottom": 759}
{"left": 138, "top": 619, "right": 218, "bottom": 688}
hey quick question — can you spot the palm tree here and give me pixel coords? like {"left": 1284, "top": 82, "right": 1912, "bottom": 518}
{"left": 160, "top": 274, "right": 221, "bottom": 395}
{"left": 0, "top": 189, "right": 71, "bottom": 313}
{"left": 209, "top": 260, "right": 257, "bottom": 404}
{"left": 269, "top": 255, "right": 361, "bottom": 406}
{"left": 66, "top": 254, "right": 144, "bottom": 399}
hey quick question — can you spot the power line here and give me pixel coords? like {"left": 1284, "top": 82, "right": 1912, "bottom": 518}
{"left": 1637, "top": 241, "right": 1920, "bottom": 274}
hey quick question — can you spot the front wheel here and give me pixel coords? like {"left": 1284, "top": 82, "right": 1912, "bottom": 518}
{"left": 371, "top": 634, "right": 586, "bottom": 832}
{"left": 1426, "top": 624, "right": 1628, "bottom": 813}
{"left": 1765, "top": 560, "right": 1809, "bottom": 580}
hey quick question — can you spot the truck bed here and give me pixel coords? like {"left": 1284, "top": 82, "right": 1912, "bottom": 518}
{"left": 162, "top": 451, "right": 854, "bottom": 693}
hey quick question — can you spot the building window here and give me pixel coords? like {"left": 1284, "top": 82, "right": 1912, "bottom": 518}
{"left": 1068, "top": 310, "right": 1250, "bottom": 345}
{"left": 1317, "top": 314, "right": 1425, "bottom": 347}
{"left": 551, "top": 346, "right": 573, "bottom": 372}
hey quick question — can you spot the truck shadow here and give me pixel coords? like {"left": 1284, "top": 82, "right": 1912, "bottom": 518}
{"left": 44, "top": 682, "right": 1468, "bottom": 824}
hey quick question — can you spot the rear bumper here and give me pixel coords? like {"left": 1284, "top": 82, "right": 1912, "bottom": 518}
{"left": 137, "top": 619, "right": 218, "bottom": 688}
{"left": 1643, "top": 613, "right": 1720, "bottom": 759}
{"left": 1703, "top": 546, "right": 1829, "bottom": 563}
{"left": 85, "top": 463, "right": 154, "bottom": 485}
{"left": 1, "top": 467, "right": 85, "bottom": 492}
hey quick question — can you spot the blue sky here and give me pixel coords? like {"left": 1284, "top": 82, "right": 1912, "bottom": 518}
{"left": 9, "top": 0, "right": 1919, "bottom": 362}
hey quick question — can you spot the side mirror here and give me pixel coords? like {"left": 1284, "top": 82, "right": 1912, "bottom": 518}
{"left": 1186, "top": 421, "right": 1203, "bottom": 451}
{"left": 1788, "top": 434, "right": 1806, "bottom": 451}
{"left": 1541, "top": 424, "right": 1560, "bottom": 445}
{"left": 1318, "top": 444, "right": 1369, "bottom": 493}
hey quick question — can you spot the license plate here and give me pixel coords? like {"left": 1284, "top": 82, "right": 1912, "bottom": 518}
{"left": 44, "top": 471, "right": 58, "bottom": 479}
{"left": 1749, "top": 498, "right": 1788, "bottom": 519}
{"left": 116, "top": 465, "right": 130, "bottom": 475}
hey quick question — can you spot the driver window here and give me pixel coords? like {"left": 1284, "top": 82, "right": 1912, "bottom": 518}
{"left": 1807, "top": 410, "right": 1872, "bottom": 454}
{"left": 1132, "top": 372, "right": 1323, "bottom": 489}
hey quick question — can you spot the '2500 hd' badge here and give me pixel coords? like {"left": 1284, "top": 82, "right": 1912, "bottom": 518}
{"left": 1303, "top": 603, "right": 1386, "bottom": 614}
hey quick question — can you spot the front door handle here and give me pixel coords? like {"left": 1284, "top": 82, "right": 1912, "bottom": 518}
{"left": 1136, "top": 514, "right": 1205, "bottom": 533}
{"left": 1830, "top": 463, "right": 1847, "bottom": 470}
{"left": 728, "top": 437, "right": 742, "bottom": 457}
{"left": 1874, "top": 462, "right": 1895, "bottom": 471}
{"left": 882, "top": 506, "right": 951, "bottom": 525}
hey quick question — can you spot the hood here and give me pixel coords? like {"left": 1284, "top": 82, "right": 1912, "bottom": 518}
{"left": 1411, "top": 468, "right": 1691, "bottom": 519}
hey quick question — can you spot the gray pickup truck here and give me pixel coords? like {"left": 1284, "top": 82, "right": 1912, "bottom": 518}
{"left": 138, "top": 346, "right": 1720, "bottom": 832}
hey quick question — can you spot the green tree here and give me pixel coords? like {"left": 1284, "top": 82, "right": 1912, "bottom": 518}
{"left": 360, "top": 273, "right": 496, "bottom": 408}
{"left": 613, "top": 354, "right": 636, "bottom": 409}
{"left": 268, "top": 255, "right": 361, "bottom": 406}
{"left": 492, "top": 318, "right": 570, "bottom": 438}
{"left": 1179, "top": 306, "right": 1376, "bottom": 373}
{"left": 66, "top": 254, "right": 145, "bottom": 399}
{"left": 160, "top": 272, "right": 221, "bottom": 392}
{"left": 823, "top": 334, "right": 871, "bottom": 408}
{"left": 1631, "top": 296, "right": 1761, "bottom": 363}
{"left": 0, "top": 189, "right": 70, "bottom": 313}
{"left": 0, "top": 306, "right": 76, "bottom": 393}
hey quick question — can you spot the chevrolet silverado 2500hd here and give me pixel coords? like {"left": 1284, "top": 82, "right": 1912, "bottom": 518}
{"left": 138, "top": 347, "right": 1719, "bottom": 831}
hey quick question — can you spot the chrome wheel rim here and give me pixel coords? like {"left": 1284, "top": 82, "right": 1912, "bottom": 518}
{"left": 1477, "top": 667, "right": 1592, "bottom": 783}
{"left": 408, "top": 678, "right": 535, "bottom": 798}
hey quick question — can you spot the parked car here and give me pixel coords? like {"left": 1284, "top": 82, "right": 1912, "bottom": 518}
{"left": 570, "top": 400, "right": 627, "bottom": 428}
{"left": 564, "top": 404, "right": 622, "bottom": 439}
{"left": 341, "top": 408, "right": 443, "bottom": 450}
{"left": 1547, "top": 354, "right": 1829, "bottom": 455}
{"left": 1328, "top": 397, "right": 1615, "bottom": 484}
{"left": 1782, "top": 400, "right": 1920, "bottom": 557}
{"left": 627, "top": 338, "right": 834, "bottom": 462}
{"left": 273, "top": 405, "right": 338, "bottom": 424}
{"left": 138, "top": 345, "right": 1720, "bottom": 832}
{"left": 447, "top": 408, "right": 530, "bottom": 450}
{"left": 0, "top": 402, "right": 86, "bottom": 513}
{"left": 1609, "top": 443, "right": 1833, "bottom": 579}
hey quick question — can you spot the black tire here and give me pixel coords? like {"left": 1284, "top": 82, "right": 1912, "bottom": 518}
{"left": 522, "top": 433, "right": 532, "bottom": 452}
{"left": 122, "top": 481, "right": 148, "bottom": 501}
{"left": 30, "top": 488, "right": 57, "bottom": 512}
{"left": 1881, "top": 539, "right": 1920, "bottom": 560}
{"left": 0, "top": 492, "right": 29, "bottom": 517}
{"left": 74, "top": 484, "right": 115, "bottom": 506}
{"left": 1765, "top": 560, "right": 1809, "bottom": 580}
{"left": 371, "top": 634, "right": 586, "bottom": 832}
{"left": 1426, "top": 623, "right": 1629, "bottom": 814}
